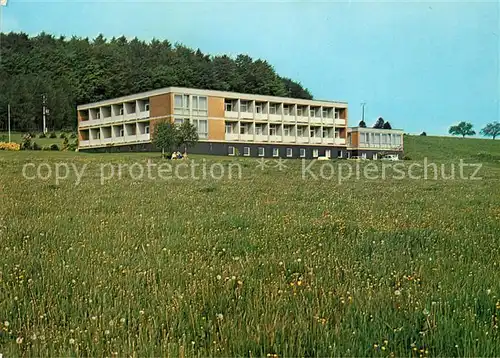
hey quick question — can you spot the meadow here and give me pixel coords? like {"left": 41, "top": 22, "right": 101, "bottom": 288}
{"left": 1, "top": 135, "right": 500, "bottom": 357}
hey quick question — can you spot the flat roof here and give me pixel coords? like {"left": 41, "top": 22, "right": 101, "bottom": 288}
{"left": 349, "top": 127, "right": 404, "bottom": 133}
{"left": 77, "top": 86, "right": 348, "bottom": 110}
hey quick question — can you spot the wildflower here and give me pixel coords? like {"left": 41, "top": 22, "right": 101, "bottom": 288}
{"left": 486, "top": 289, "right": 491, "bottom": 295}
{"left": 3, "top": 321, "right": 9, "bottom": 327}
{"left": 216, "top": 275, "right": 222, "bottom": 280}
{"left": 496, "top": 301, "right": 500, "bottom": 310}
{"left": 16, "top": 337, "right": 23, "bottom": 344}
{"left": 91, "top": 316, "right": 97, "bottom": 321}
{"left": 423, "top": 308, "right": 430, "bottom": 316}
{"left": 31, "top": 334, "right": 37, "bottom": 340}
{"left": 216, "top": 313, "right": 224, "bottom": 321}
{"left": 69, "top": 338, "right": 75, "bottom": 345}
{"left": 120, "top": 318, "right": 126, "bottom": 324}
{"left": 394, "top": 289, "right": 401, "bottom": 296}
{"left": 231, "top": 276, "right": 236, "bottom": 280}
{"left": 139, "top": 310, "right": 145, "bottom": 315}
{"left": 297, "top": 280, "right": 303, "bottom": 286}
{"left": 104, "top": 330, "right": 110, "bottom": 335}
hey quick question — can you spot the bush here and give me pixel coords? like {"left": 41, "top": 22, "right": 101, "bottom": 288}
{"left": 21, "top": 134, "right": 32, "bottom": 150}
{"left": 49, "top": 132, "right": 57, "bottom": 139}
{"left": 50, "top": 144, "right": 60, "bottom": 151}
{"left": 32, "top": 142, "right": 41, "bottom": 151}
{"left": 68, "top": 141, "right": 78, "bottom": 151}
{"left": 42, "top": 146, "right": 51, "bottom": 151}
{"left": 39, "top": 132, "right": 46, "bottom": 138}
{"left": 403, "top": 155, "right": 411, "bottom": 160}
{"left": 420, "top": 132, "right": 427, "bottom": 136}
{"left": 0, "top": 142, "right": 21, "bottom": 151}
{"left": 70, "top": 132, "right": 77, "bottom": 139}
{"left": 59, "top": 132, "right": 67, "bottom": 139}
{"left": 62, "top": 137, "right": 69, "bottom": 151}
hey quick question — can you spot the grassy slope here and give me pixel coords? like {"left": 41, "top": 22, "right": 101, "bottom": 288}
{"left": 0, "top": 131, "right": 69, "bottom": 147}
{"left": 0, "top": 136, "right": 499, "bottom": 356}
{"left": 404, "top": 135, "right": 500, "bottom": 161}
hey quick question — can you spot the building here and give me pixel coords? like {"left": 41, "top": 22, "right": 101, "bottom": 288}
{"left": 77, "top": 87, "right": 403, "bottom": 159}
{"left": 347, "top": 127, "right": 404, "bottom": 159}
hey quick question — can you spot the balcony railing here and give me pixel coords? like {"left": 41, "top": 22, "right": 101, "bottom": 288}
{"left": 225, "top": 133, "right": 239, "bottom": 141}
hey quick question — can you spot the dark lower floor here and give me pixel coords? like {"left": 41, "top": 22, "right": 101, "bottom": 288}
{"left": 349, "top": 149, "right": 403, "bottom": 160}
{"left": 79, "top": 141, "right": 403, "bottom": 160}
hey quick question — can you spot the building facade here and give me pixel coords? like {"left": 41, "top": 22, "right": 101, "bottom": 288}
{"left": 347, "top": 127, "right": 404, "bottom": 159}
{"left": 77, "top": 87, "right": 403, "bottom": 159}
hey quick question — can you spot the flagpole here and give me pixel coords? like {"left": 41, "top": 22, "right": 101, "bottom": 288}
{"left": 8, "top": 103, "right": 11, "bottom": 142}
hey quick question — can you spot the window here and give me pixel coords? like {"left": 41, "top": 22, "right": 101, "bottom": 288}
{"left": 225, "top": 101, "right": 233, "bottom": 112}
{"left": 283, "top": 126, "right": 291, "bottom": 137}
{"left": 297, "top": 127, "right": 304, "bottom": 137}
{"left": 310, "top": 109, "right": 315, "bottom": 117}
{"left": 335, "top": 130, "right": 340, "bottom": 139}
{"left": 334, "top": 110, "right": 340, "bottom": 119}
{"left": 322, "top": 128, "right": 329, "bottom": 138}
{"left": 283, "top": 105, "right": 291, "bottom": 116}
{"left": 310, "top": 128, "right": 316, "bottom": 138}
{"left": 174, "top": 94, "right": 189, "bottom": 114}
{"left": 240, "top": 101, "right": 248, "bottom": 113}
{"left": 144, "top": 104, "right": 150, "bottom": 112}
{"left": 240, "top": 123, "right": 250, "bottom": 135}
{"left": 255, "top": 103, "right": 263, "bottom": 113}
{"left": 325, "top": 149, "right": 331, "bottom": 158}
{"left": 192, "top": 96, "right": 208, "bottom": 115}
{"left": 269, "top": 104, "right": 278, "bottom": 115}
{"left": 145, "top": 126, "right": 150, "bottom": 134}
{"left": 119, "top": 108, "right": 124, "bottom": 115}
{"left": 119, "top": 129, "right": 124, "bottom": 137}
{"left": 322, "top": 109, "right": 328, "bottom": 118}
{"left": 373, "top": 153, "right": 378, "bottom": 160}
{"left": 297, "top": 107, "right": 303, "bottom": 117}
{"left": 273, "top": 148, "right": 279, "bottom": 157}
{"left": 244, "top": 147, "right": 250, "bottom": 156}
{"left": 225, "top": 123, "right": 233, "bottom": 134}
{"left": 313, "top": 149, "right": 319, "bottom": 158}
{"left": 286, "top": 148, "right": 293, "bottom": 157}
{"left": 174, "top": 118, "right": 184, "bottom": 126}
{"left": 196, "top": 119, "right": 208, "bottom": 139}
{"left": 300, "top": 148, "right": 306, "bottom": 158}
{"left": 362, "top": 153, "right": 367, "bottom": 159}
{"left": 96, "top": 111, "right": 101, "bottom": 119}
{"left": 269, "top": 124, "right": 278, "bottom": 136}
{"left": 228, "top": 146, "right": 235, "bottom": 156}
{"left": 258, "top": 147, "right": 265, "bottom": 157}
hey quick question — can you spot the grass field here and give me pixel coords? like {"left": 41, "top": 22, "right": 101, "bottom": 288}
{"left": 0, "top": 131, "right": 71, "bottom": 148}
{"left": 1, "top": 136, "right": 500, "bottom": 356}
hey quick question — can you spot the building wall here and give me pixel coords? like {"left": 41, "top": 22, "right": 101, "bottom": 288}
{"left": 207, "top": 96, "right": 225, "bottom": 141}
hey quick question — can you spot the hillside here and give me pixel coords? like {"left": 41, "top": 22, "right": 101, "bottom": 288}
{"left": 404, "top": 135, "right": 500, "bottom": 161}
{"left": 0, "top": 32, "right": 312, "bottom": 132}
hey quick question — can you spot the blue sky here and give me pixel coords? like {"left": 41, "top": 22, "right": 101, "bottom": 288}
{"left": 1, "top": 0, "right": 499, "bottom": 135}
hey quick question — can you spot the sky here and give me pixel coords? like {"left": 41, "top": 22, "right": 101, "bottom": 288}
{"left": 1, "top": 0, "right": 499, "bottom": 135}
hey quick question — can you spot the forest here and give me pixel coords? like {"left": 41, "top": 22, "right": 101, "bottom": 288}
{"left": 0, "top": 32, "right": 312, "bottom": 132}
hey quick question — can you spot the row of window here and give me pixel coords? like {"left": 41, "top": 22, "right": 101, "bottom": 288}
{"left": 174, "top": 118, "right": 208, "bottom": 139}
{"left": 360, "top": 132, "right": 402, "bottom": 145}
{"left": 89, "top": 104, "right": 150, "bottom": 120}
{"left": 225, "top": 100, "right": 344, "bottom": 118}
{"left": 225, "top": 123, "right": 341, "bottom": 138}
{"left": 174, "top": 94, "right": 208, "bottom": 116}
{"left": 228, "top": 146, "right": 332, "bottom": 158}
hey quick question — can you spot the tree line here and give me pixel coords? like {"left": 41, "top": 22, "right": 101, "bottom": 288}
{"left": 0, "top": 32, "right": 312, "bottom": 132}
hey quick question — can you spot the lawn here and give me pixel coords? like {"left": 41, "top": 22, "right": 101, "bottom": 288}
{"left": 0, "top": 131, "right": 72, "bottom": 148}
{"left": 0, "top": 136, "right": 499, "bottom": 356}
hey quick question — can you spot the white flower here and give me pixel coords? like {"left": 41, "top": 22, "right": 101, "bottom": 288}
{"left": 104, "top": 330, "right": 110, "bottom": 335}
{"left": 394, "top": 290, "right": 401, "bottom": 296}
{"left": 16, "top": 337, "right": 23, "bottom": 344}
{"left": 216, "top": 313, "right": 224, "bottom": 321}
{"left": 216, "top": 275, "right": 222, "bottom": 280}
{"left": 487, "top": 289, "right": 492, "bottom": 295}
{"left": 69, "top": 338, "right": 75, "bottom": 345}
{"left": 139, "top": 310, "right": 145, "bottom": 315}
{"left": 3, "top": 321, "right": 9, "bottom": 327}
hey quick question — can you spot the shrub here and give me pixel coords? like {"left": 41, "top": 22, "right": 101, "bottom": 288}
{"left": 62, "top": 137, "right": 69, "bottom": 151}
{"left": 403, "top": 155, "right": 411, "bottom": 160}
{"left": 32, "top": 142, "right": 42, "bottom": 151}
{"left": 39, "top": 132, "right": 47, "bottom": 138}
{"left": 50, "top": 144, "right": 60, "bottom": 151}
{"left": 0, "top": 142, "right": 21, "bottom": 151}
{"left": 68, "top": 141, "right": 78, "bottom": 151}
{"left": 21, "top": 134, "right": 32, "bottom": 150}
{"left": 49, "top": 132, "right": 57, "bottom": 139}
{"left": 70, "top": 132, "right": 77, "bottom": 139}
{"left": 42, "top": 146, "right": 51, "bottom": 151}
{"left": 59, "top": 133, "right": 67, "bottom": 139}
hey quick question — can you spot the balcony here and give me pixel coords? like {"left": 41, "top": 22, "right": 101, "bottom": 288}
{"left": 137, "top": 110, "right": 150, "bottom": 120}
{"left": 297, "top": 137, "right": 309, "bottom": 144}
{"left": 283, "top": 136, "right": 296, "bottom": 143}
{"left": 311, "top": 137, "right": 322, "bottom": 144}
{"left": 269, "top": 135, "right": 282, "bottom": 142}
{"left": 254, "top": 134, "right": 268, "bottom": 142}
{"left": 137, "top": 133, "right": 150, "bottom": 142}
{"left": 225, "top": 111, "right": 238, "bottom": 119}
{"left": 225, "top": 133, "right": 239, "bottom": 141}
{"left": 255, "top": 112, "right": 267, "bottom": 121}
{"left": 310, "top": 117, "right": 322, "bottom": 125}
{"left": 283, "top": 115, "right": 296, "bottom": 123}
{"left": 323, "top": 118, "right": 335, "bottom": 126}
{"left": 335, "top": 118, "right": 346, "bottom": 126}
{"left": 240, "top": 134, "right": 254, "bottom": 142}
{"left": 336, "top": 138, "right": 346, "bottom": 145}
{"left": 323, "top": 138, "right": 335, "bottom": 144}
{"left": 297, "top": 115, "right": 308, "bottom": 124}
{"left": 269, "top": 114, "right": 281, "bottom": 122}
{"left": 240, "top": 111, "right": 253, "bottom": 120}
{"left": 79, "top": 140, "right": 90, "bottom": 147}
